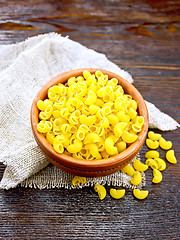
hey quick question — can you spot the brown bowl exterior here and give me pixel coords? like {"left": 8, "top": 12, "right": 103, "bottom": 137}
{"left": 31, "top": 68, "right": 149, "bottom": 177}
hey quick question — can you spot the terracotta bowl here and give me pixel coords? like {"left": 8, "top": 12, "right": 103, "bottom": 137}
{"left": 31, "top": 68, "right": 149, "bottom": 177}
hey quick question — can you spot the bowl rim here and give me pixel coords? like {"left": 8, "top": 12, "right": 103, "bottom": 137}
{"left": 31, "top": 68, "right": 149, "bottom": 170}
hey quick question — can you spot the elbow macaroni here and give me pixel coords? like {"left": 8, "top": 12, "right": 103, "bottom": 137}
{"left": 152, "top": 169, "right": 162, "bottom": 184}
{"left": 133, "top": 189, "right": 149, "bottom": 200}
{"left": 94, "top": 184, "right": 107, "bottom": 200}
{"left": 130, "top": 171, "right": 142, "bottom": 185}
{"left": 37, "top": 70, "right": 144, "bottom": 159}
{"left": 133, "top": 159, "right": 148, "bottom": 172}
{"left": 166, "top": 150, "right": 177, "bottom": 164}
{"left": 110, "top": 188, "right": 125, "bottom": 199}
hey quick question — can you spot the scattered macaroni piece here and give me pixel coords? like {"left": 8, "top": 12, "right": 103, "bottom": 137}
{"left": 133, "top": 189, "right": 149, "bottom": 200}
{"left": 110, "top": 188, "right": 126, "bottom": 199}
{"left": 154, "top": 158, "right": 166, "bottom": 171}
{"left": 130, "top": 171, "right": 142, "bottom": 185}
{"left": 146, "top": 139, "right": 159, "bottom": 149}
{"left": 152, "top": 169, "right": 162, "bottom": 184}
{"left": 148, "top": 131, "right": 161, "bottom": 141}
{"left": 133, "top": 159, "right": 148, "bottom": 172}
{"left": 145, "top": 158, "right": 158, "bottom": 170}
{"left": 166, "top": 150, "right": 177, "bottom": 164}
{"left": 72, "top": 176, "right": 86, "bottom": 186}
{"left": 37, "top": 70, "right": 144, "bottom": 159}
{"left": 145, "top": 150, "right": 159, "bottom": 159}
{"left": 121, "top": 164, "right": 135, "bottom": 177}
{"left": 94, "top": 185, "right": 107, "bottom": 200}
{"left": 159, "top": 137, "right": 172, "bottom": 150}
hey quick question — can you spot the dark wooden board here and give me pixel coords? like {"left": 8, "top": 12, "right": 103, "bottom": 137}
{"left": 0, "top": 0, "right": 179, "bottom": 239}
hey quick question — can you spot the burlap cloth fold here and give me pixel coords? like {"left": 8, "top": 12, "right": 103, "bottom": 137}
{"left": 0, "top": 33, "right": 179, "bottom": 190}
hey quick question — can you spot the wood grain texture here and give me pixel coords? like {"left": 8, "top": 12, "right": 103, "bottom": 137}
{"left": 0, "top": 0, "right": 179, "bottom": 239}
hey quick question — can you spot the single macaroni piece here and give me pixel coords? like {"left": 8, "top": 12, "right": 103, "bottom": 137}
{"left": 114, "top": 122, "right": 127, "bottom": 137}
{"left": 110, "top": 188, "right": 125, "bottom": 199}
{"left": 46, "top": 131, "right": 55, "bottom": 145}
{"left": 67, "top": 139, "right": 82, "bottom": 153}
{"left": 154, "top": 158, "right": 166, "bottom": 171}
{"left": 145, "top": 150, "right": 159, "bottom": 159}
{"left": 145, "top": 158, "right": 158, "bottom": 170}
{"left": 121, "top": 165, "right": 135, "bottom": 176}
{"left": 159, "top": 137, "right": 172, "bottom": 150}
{"left": 83, "top": 70, "right": 91, "bottom": 80}
{"left": 37, "top": 70, "right": 144, "bottom": 158}
{"left": 130, "top": 171, "right": 142, "bottom": 185}
{"left": 105, "top": 137, "right": 118, "bottom": 155}
{"left": 152, "top": 169, "right": 162, "bottom": 184}
{"left": 84, "top": 132, "right": 100, "bottom": 144}
{"left": 116, "top": 141, "right": 127, "bottom": 153}
{"left": 148, "top": 131, "right": 161, "bottom": 141}
{"left": 85, "top": 143, "right": 101, "bottom": 159}
{"left": 133, "top": 159, "right": 148, "bottom": 172}
{"left": 72, "top": 176, "right": 86, "bottom": 186}
{"left": 166, "top": 150, "right": 177, "bottom": 164}
{"left": 132, "top": 123, "right": 142, "bottom": 133}
{"left": 94, "top": 185, "right": 107, "bottom": 200}
{"left": 133, "top": 189, "right": 149, "bottom": 200}
{"left": 122, "top": 130, "right": 138, "bottom": 143}
{"left": 146, "top": 139, "right": 159, "bottom": 149}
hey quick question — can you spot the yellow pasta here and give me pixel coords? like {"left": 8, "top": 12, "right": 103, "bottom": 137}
{"left": 117, "top": 111, "right": 130, "bottom": 123}
{"left": 146, "top": 139, "right": 159, "bottom": 149}
{"left": 95, "top": 70, "right": 104, "bottom": 79}
{"left": 132, "top": 123, "right": 142, "bottom": 133}
{"left": 159, "top": 137, "right": 172, "bottom": 150}
{"left": 152, "top": 169, "right": 162, "bottom": 184}
{"left": 94, "top": 185, "right": 106, "bottom": 200}
{"left": 128, "top": 107, "right": 137, "bottom": 119}
{"left": 145, "top": 158, "right": 158, "bottom": 170}
{"left": 116, "top": 141, "right": 127, "bottom": 153}
{"left": 79, "top": 115, "right": 96, "bottom": 126}
{"left": 122, "top": 131, "right": 138, "bottom": 144}
{"left": 83, "top": 70, "right": 91, "bottom": 80}
{"left": 84, "top": 132, "right": 100, "bottom": 144}
{"left": 67, "top": 139, "right": 82, "bottom": 153}
{"left": 53, "top": 135, "right": 65, "bottom": 153}
{"left": 85, "top": 90, "right": 97, "bottom": 105}
{"left": 121, "top": 164, "right": 135, "bottom": 177}
{"left": 133, "top": 189, "right": 149, "bottom": 200}
{"left": 133, "top": 159, "right": 148, "bottom": 172}
{"left": 106, "top": 114, "right": 119, "bottom": 126}
{"left": 145, "top": 150, "right": 159, "bottom": 159}
{"left": 148, "top": 131, "right": 161, "bottom": 141}
{"left": 72, "top": 176, "right": 86, "bottom": 186}
{"left": 37, "top": 122, "right": 48, "bottom": 133}
{"left": 85, "top": 143, "right": 101, "bottom": 159}
{"left": 110, "top": 189, "right": 125, "bottom": 199}
{"left": 130, "top": 100, "right": 138, "bottom": 110}
{"left": 130, "top": 171, "right": 142, "bottom": 186}
{"left": 114, "top": 122, "right": 127, "bottom": 138}
{"left": 37, "top": 69, "right": 144, "bottom": 158}
{"left": 135, "top": 116, "right": 144, "bottom": 126}
{"left": 45, "top": 105, "right": 53, "bottom": 116}
{"left": 89, "top": 104, "right": 100, "bottom": 114}
{"left": 104, "top": 137, "right": 118, "bottom": 155}
{"left": 46, "top": 131, "right": 55, "bottom": 145}
{"left": 166, "top": 150, "right": 177, "bottom": 164}
{"left": 154, "top": 158, "right": 166, "bottom": 171}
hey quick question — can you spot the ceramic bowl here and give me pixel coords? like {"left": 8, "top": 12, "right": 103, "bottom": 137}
{"left": 31, "top": 68, "right": 148, "bottom": 177}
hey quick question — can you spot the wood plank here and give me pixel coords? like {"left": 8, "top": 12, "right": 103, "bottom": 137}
{"left": 0, "top": 0, "right": 179, "bottom": 239}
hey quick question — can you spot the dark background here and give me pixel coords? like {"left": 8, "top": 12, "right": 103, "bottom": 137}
{"left": 0, "top": 0, "right": 179, "bottom": 239}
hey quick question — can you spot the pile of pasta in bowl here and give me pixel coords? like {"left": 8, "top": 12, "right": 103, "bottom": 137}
{"left": 36, "top": 70, "right": 145, "bottom": 160}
